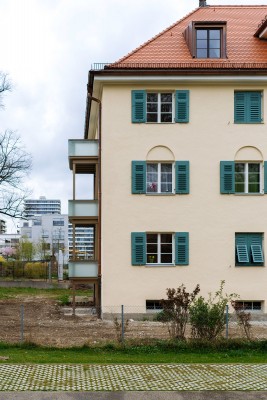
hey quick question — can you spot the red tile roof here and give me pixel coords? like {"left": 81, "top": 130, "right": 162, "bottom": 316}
{"left": 109, "top": 6, "right": 267, "bottom": 69}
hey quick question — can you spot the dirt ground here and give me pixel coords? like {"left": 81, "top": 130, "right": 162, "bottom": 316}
{"left": 0, "top": 296, "right": 267, "bottom": 347}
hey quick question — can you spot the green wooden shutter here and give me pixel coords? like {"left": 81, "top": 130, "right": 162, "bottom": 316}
{"left": 250, "top": 234, "right": 264, "bottom": 264}
{"left": 236, "top": 245, "right": 249, "bottom": 263}
{"left": 234, "top": 92, "right": 246, "bottom": 123}
{"left": 132, "top": 161, "right": 146, "bottom": 194}
{"left": 131, "top": 232, "right": 146, "bottom": 265}
{"left": 236, "top": 235, "right": 249, "bottom": 263}
{"left": 175, "top": 161, "right": 189, "bottom": 194}
{"left": 251, "top": 245, "right": 264, "bottom": 263}
{"left": 264, "top": 162, "right": 267, "bottom": 194}
{"left": 220, "top": 161, "right": 235, "bottom": 194}
{"left": 175, "top": 232, "right": 189, "bottom": 265}
{"left": 132, "top": 90, "right": 146, "bottom": 123}
{"left": 175, "top": 90, "right": 189, "bottom": 123}
{"left": 248, "top": 92, "right": 262, "bottom": 123}
{"left": 235, "top": 92, "right": 262, "bottom": 123}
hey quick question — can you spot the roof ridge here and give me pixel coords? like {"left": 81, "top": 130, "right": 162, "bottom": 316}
{"left": 113, "top": 6, "right": 201, "bottom": 65}
{"left": 208, "top": 4, "right": 267, "bottom": 6}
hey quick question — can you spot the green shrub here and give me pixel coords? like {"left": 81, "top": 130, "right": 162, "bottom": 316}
{"left": 24, "top": 262, "right": 47, "bottom": 279}
{"left": 160, "top": 284, "right": 200, "bottom": 340}
{"left": 189, "top": 281, "right": 237, "bottom": 340}
{"left": 58, "top": 294, "right": 70, "bottom": 306}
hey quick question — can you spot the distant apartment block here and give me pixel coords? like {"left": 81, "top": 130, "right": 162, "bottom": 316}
{"left": 68, "top": 224, "right": 94, "bottom": 260}
{"left": 24, "top": 196, "right": 61, "bottom": 218}
{"left": 0, "top": 234, "right": 20, "bottom": 253}
{"left": 20, "top": 214, "right": 68, "bottom": 260}
{"left": 0, "top": 219, "right": 6, "bottom": 234}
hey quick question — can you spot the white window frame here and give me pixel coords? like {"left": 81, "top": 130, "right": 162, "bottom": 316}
{"left": 236, "top": 301, "right": 262, "bottom": 312}
{"left": 146, "top": 92, "right": 175, "bottom": 123}
{"left": 235, "top": 162, "right": 263, "bottom": 194}
{"left": 146, "top": 233, "right": 174, "bottom": 265}
{"left": 146, "top": 300, "right": 163, "bottom": 312}
{"left": 146, "top": 162, "right": 175, "bottom": 194}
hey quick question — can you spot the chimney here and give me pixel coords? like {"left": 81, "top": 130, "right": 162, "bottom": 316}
{"left": 199, "top": 0, "right": 207, "bottom": 6}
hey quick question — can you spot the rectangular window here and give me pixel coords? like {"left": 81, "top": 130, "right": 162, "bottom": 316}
{"left": 132, "top": 161, "right": 189, "bottom": 195}
{"left": 132, "top": 90, "right": 189, "bottom": 123}
{"left": 146, "top": 300, "right": 163, "bottom": 311}
{"left": 146, "top": 163, "right": 173, "bottom": 193}
{"left": 235, "top": 233, "right": 264, "bottom": 266}
{"left": 196, "top": 28, "right": 221, "bottom": 58}
{"left": 147, "top": 93, "right": 173, "bottom": 123}
{"left": 53, "top": 219, "right": 64, "bottom": 226}
{"left": 234, "top": 91, "right": 262, "bottom": 123}
{"left": 235, "top": 301, "right": 262, "bottom": 312}
{"left": 146, "top": 233, "right": 174, "bottom": 265}
{"left": 132, "top": 232, "right": 189, "bottom": 266}
{"left": 184, "top": 22, "right": 226, "bottom": 59}
{"left": 235, "top": 163, "right": 261, "bottom": 194}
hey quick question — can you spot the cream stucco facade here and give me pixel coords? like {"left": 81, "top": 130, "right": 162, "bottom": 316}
{"left": 68, "top": 4, "right": 267, "bottom": 316}
{"left": 85, "top": 78, "right": 267, "bottom": 313}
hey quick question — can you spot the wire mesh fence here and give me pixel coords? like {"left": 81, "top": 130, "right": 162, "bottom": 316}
{"left": 0, "top": 261, "right": 57, "bottom": 281}
{"left": 0, "top": 301, "right": 267, "bottom": 346}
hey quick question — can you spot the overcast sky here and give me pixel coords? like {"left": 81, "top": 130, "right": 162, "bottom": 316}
{"left": 1, "top": 0, "right": 267, "bottom": 232}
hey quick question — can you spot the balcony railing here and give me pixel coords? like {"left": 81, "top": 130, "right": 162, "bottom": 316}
{"left": 91, "top": 63, "right": 110, "bottom": 70}
{"left": 68, "top": 200, "right": 98, "bottom": 218}
{"left": 68, "top": 140, "right": 99, "bottom": 158}
{"left": 68, "top": 260, "right": 98, "bottom": 278}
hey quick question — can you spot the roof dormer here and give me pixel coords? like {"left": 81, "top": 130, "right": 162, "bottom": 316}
{"left": 184, "top": 21, "right": 227, "bottom": 59}
{"left": 254, "top": 16, "right": 267, "bottom": 39}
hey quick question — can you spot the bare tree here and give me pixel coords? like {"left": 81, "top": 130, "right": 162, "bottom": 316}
{"left": 0, "top": 72, "right": 11, "bottom": 108}
{"left": 0, "top": 72, "right": 32, "bottom": 218}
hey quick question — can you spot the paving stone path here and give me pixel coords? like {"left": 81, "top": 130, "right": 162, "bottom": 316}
{"left": 0, "top": 364, "right": 266, "bottom": 391}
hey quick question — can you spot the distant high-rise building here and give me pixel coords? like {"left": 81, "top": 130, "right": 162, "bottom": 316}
{"left": 24, "top": 196, "right": 61, "bottom": 218}
{"left": 68, "top": 225, "right": 94, "bottom": 260}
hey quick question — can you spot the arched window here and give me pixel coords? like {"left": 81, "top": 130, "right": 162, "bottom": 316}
{"left": 220, "top": 146, "right": 266, "bottom": 195}
{"left": 132, "top": 146, "right": 189, "bottom": 195}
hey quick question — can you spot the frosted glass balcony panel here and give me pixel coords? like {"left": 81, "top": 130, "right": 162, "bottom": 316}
{"left": 68, "top": 140, "right": 98, "bottom": 157}
{"left": 68, "top": 200, "right": 98, "bottom": 217}
{"left": 68, "top": 261, "right": 98, "bottom": 278}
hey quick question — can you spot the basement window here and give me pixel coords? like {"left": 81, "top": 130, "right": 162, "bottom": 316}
{"left": 235, "top": 301, "right": 262, "bottom": 312}
{"left": 146, "top": 300, "right": 163, "bottom": 311}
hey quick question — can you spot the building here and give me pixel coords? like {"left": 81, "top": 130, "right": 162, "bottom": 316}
{"left": 0, "top": 234, "right": 20, "bottom": 254}
{"left": 68, "top": 1, "right": 267, "bottom": 314}
{"left": 24, "top": 196, "right": 61, "bottom": 218}
{"left": 20, "top": 214, "right": 68, "bottom": 261}
{"left": 68, "top": 224, "right": 94, "bottom": 260}
{"left": 0, "top": 219, "right": 6, "bottom": 234}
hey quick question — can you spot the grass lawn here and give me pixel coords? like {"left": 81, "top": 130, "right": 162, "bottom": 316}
{"left": 0, "top": 287, "right": 92, "bottom": 303}
{"left": 0, "top": 341, "right": 267, "bottom": 364}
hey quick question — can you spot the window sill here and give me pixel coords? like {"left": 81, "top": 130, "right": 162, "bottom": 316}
{"left": 235, "top": 265, "right": 264, "bottom": 268}
{"left": 145, "top": 122, "right": 174, "bottom": 124}
{"left": 146, "top": 193, "right": 176, "bottom": 196}
{"left": 234, "top": 122, "right": 264, "bottom": 124}
{"left": 234, "top": 193, "right": 264, "bottom": 196}
{"left": 145, "top": 264, "right": 175, "bottom": 267}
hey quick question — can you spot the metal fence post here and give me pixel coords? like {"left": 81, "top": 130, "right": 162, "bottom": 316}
{"left": 121, "top": 305, "right": 124, "bottom": 343}
{"left": 20, "top": 304, "right": 24, "bottom": 344}
{"left": 225, "top": 304, "right": 229, "bottom": 339}
{"left": 48, "top": 261, "right": 52, "bottom": 283}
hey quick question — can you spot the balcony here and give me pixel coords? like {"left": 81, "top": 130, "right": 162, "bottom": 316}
{"left": 68, "top": 139, "right": 98, "bottom": 158}
{"left": 68, "top": 140, "right": 99, "bottom": 172}
{"left": 68, "top": 200, "right": 98, "bottom": 219}
{"left": 68, "top": 260, "right": 98, "bottom": 278}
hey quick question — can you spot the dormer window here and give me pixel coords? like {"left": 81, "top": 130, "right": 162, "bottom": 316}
{"left": 184, "top": 21, "right": 227, "bottom": 59}
{"left": 196, "top": 29, "right": 221, "bottom": 58}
